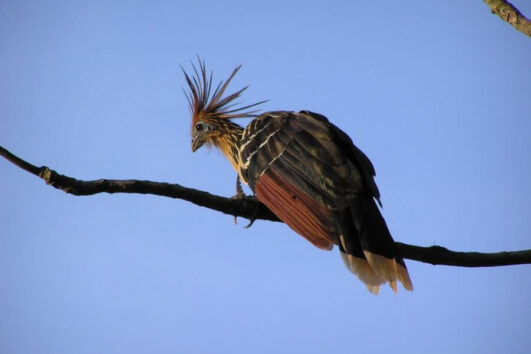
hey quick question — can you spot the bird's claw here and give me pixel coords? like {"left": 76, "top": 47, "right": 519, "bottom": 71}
{"left": 232, "top": 195, "right": 260, "bottom": 227}
{"left": 243, "top": 206, "right": 260, "bottom": 228}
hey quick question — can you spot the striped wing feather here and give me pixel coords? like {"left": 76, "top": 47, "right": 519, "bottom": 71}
{"left": 240, "top": 112, "right": 364, "bottom": 208}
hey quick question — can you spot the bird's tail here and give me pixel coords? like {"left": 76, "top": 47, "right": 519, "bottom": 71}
{"left": 336, "top": 196, "right": 413, "bottom": 294}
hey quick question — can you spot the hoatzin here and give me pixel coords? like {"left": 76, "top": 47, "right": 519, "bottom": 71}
{"left": 183, "top": 60, "right": 413, "bottom": 294}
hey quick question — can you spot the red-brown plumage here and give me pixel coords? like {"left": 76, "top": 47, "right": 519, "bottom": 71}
{"left": 255, "top": 167, "right": 335, "bottom": 250}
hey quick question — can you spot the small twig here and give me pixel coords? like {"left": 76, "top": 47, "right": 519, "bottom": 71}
{"left": 2, "top": 144, "right": 530, "bottom": 268}
{"left": 0, "top": 145, "right": 41, "bottom": 175}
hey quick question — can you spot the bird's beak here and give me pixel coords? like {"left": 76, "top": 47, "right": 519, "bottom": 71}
{"left": 191, "top": 136, "right": 203, "bottom": 152}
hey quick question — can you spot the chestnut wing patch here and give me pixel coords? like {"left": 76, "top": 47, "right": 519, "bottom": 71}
{"left": 255, "top": 166, "right": 336, "bottom": 250}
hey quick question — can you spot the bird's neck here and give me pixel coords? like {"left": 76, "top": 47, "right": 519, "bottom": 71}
{"left": 214, "top": 121, "right": 244, "bottom": 171}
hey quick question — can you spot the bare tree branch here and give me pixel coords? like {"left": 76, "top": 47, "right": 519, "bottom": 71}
{"left": 484, "top": 0, "right": 531, "bottom": 36}
{"left": 396, "top": 243, "right": 531, "bottom": 267}
{"left": 0, "top": 145, "right": 278, "bottom": 222}
{"left": 2, "top": 145, "right": 530, "bottom": 268}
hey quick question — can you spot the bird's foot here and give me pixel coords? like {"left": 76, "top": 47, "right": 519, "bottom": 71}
{"left": 232, "top": 175, "right": 247, "bottom": 224}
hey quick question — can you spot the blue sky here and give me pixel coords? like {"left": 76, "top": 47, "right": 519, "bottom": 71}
{"left": 1, "top": 1, "right": 530, "bottom": 353}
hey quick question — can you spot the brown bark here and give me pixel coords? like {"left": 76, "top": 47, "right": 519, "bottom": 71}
{"left": 2, "top": 145, "right": 530, "bottom": 267}
{"left": 484, "top": 0, "right": 531, "bottom": 36}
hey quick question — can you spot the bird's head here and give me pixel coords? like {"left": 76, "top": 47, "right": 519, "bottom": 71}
{"left": 190, "top": 115, "right": 219, "bottom": 152}
{"left": 182, "top": 59, "right": 265, "bottom": 152}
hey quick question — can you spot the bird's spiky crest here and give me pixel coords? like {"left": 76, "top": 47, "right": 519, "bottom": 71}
{"left": 182, "top": 59, "right": 266, "bottom": 125}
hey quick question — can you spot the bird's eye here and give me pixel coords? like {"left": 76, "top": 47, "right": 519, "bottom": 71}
{"left": 195, "top": 123, "right": 204, "bottom": 132}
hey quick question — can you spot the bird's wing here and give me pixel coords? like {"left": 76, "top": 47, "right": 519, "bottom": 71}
{"left": 238, "top": 111, "right": 412, "bottom": 292}
{"left": 238, "top": 111, "right": 369, "bottom": 249}
{"left": 299, "top": 110, "right": 381, "bottom": 205}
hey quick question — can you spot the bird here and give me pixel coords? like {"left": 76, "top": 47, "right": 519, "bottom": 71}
{"left": 183, "top": 60, "right": 413, "bottom": 294}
